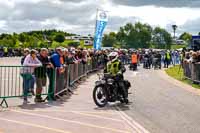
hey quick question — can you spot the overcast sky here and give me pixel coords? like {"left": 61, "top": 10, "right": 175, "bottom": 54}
{"left": 0, "top": 0, "right": 200, "bottom": 36}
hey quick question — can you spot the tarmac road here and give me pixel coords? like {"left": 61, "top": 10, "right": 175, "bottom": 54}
{"left": 0, "top": 58, "right": 144, "bottom": 133}
{"left": 124, "top": 66, "right": 200, "bottom": 133}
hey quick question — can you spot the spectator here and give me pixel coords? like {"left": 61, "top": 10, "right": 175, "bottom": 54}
{"left": 34, "top": 48, "right": 52, "bottom": 102}
{"left": 164, "top": 50, "right": 171, "bottom": 68}
{"left": 22, "top": 49, "right": 42, "bottom": 103}
{"left": 50, "top": 47, "right": 65, "bottom": 96}
{"left": 3, "top": 47, "right": 8, "bottom": 57}
{"left": 65, "top": 50, "right": 75, "bottom": 65}
{"left": 191, "top": 52, "right": 198, "bottom": 63}
{"left": 21, "top": 48, "right": 30, "bottom": 65}
{"left": 196, "top": 51, "right": 200, "bottom": 62}
{"left": 171, "top": 50, "right": 176, "bottom": 66}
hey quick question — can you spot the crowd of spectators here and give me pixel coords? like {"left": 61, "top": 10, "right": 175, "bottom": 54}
{"left": 0, "top": 47, "right": 23, "bottom": 57}
{"left": 183, "top": 50, "right": 200, "bottom": 64}
{"left": 182, "top": 49, "right": 200, "bottom": 83}
{"left": 4, "top": 47, "right": 200, "bottom": 103}
{"left": 119, "top": 49, "right": 182, "bottom": 69}
{"left": 20, "top": 47, "right": 108, "bottom": 103}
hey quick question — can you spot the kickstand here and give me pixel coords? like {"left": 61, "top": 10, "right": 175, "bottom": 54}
{"left": 0, "top": 98, "right": 8, "bottom": 108}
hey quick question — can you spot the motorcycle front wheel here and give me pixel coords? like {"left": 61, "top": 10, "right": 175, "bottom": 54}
{"left": 93, "top": 85, "right": 108, "bottom": 107}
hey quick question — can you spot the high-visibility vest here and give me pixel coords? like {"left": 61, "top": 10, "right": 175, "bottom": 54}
{"left": 180, "top": 53, "right": 183, "bottom": 61}
{"left": 166, "top": 52, "right": 170, "bottom": 60}
{"left": 131, "top": 54, "right": 137, "bottom": 64}
{"left": 107, "top": 60, "right": 120, "bottom": 76}
{"left": 3, "top": 47, "right": 7, "bottom": 53}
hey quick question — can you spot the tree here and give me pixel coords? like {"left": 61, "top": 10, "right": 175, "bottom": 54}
{"left": 102, "top": 32, "right": 116, "bottom": 47}
{"left": 179, "top": 32, "right": 192, "bottom": 43}
{"left": 68, "top": 42, "right": 79, "bottom": 48}
{"left": 39, "top": 41, "right": 49, "bottom": 48}
{"left": 54, "top": 34, "right": 65, "bottom": 43}
{"left": 115, "top": 22, "right": 152, "bottom": 48}
{"left": 18, "top": 33, "right": 27, "bottom": 43}
{"left": 0, "top": 38, "right": 17, "bottom": 48}
{"left": 153, "top": 27, "right": 172, "bottom": 49}
{"left": 22, "top": 36, "right": 39, "bottom": 48}
{"left": 0, "top": 29, "right": 77, "bottom": 48}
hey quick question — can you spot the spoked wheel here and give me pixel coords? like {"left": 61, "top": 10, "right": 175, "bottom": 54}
{"left": 93, "top": 85, "right": 108, "bottom": 107}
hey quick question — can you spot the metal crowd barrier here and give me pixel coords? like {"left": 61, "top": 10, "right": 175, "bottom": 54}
{"left": 54, "top": 59, "right": 103, "bottom": 97}
{"left": 0, "top": 66, "right": 56, "bottom": 107}
{"left": 183, "top": 62, "right": 200, "bottom": 84}
{"left": 0, "top": 59, "right": 104, "bottom": 107}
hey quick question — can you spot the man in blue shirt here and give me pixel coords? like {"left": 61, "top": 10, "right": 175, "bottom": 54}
{"left": 50, "top": 47, "right": 65, "bottom": 98}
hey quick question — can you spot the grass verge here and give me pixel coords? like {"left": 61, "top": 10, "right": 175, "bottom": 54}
{"left": 165, "top": 65, "right": 200, "bottom": 89}
{"left": 171, "top": 44, "right": 188, "bottom": 50}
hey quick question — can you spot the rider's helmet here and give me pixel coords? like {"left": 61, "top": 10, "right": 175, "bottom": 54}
{"left": 108, "top": 52, "right": 118, "bottom": 62}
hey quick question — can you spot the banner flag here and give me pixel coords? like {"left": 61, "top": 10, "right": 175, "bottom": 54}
{"left": 93, "top": 10, "right": 108, "bottom": 50}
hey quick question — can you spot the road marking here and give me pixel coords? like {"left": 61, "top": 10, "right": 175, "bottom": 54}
{"left": 0, "top": 117, "right": 71, "bottom": 133}
{"left": 11, "top": 109, "right": 131, "bottom": 133}
{"left": 115, "top": 107, "right": 150, "bottom": 133}
{"left": 14, "top": 109, "right": 123, "bottom": 122}
{"left": 16, "top": 109, "right": 117, "bottom": 115}
{"left": 71, "top": 111, "right": 123, "bottom": 122}
{"left": 112, "top": 107, "right": 140, "bottom": 133}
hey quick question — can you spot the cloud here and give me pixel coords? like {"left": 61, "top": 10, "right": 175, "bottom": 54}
{"left": 179, "top": 18, "right": 200, "bottom": 35}
{"left": 0, "top": 0, "right": 100, "bottom": 34}
{"left": 0, "top": 0, "right": 199, "bottom": 35}
{"left": 111, "top": 0, "right": 200, "bottom": 8}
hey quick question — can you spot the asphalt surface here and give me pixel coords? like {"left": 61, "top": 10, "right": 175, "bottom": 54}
{"left": 124, "top": 66, "right": 200, "bottom": 133}
{"left": 0, "top": 58, "right": 140, "bottom": 133}
{"left": 0, "top": 58, "right": 200, "bottom": 133}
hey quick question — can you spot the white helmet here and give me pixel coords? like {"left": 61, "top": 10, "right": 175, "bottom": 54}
{"left": 108, "top": 52, "right": 118, "bottom": 62}
{"left": 108, "top": 52, "right": 118, "bottom": 57}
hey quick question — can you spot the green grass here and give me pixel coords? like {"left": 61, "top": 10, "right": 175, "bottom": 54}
{"left": 171, "top": 44, "right": 187, "bottom": 50}
{"left": 165, "top": 65, "right": 200, "bottom": 89}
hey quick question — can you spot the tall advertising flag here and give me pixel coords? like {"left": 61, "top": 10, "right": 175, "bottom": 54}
{"left": 93, "top": 10, "right": 108, "bottom": 50}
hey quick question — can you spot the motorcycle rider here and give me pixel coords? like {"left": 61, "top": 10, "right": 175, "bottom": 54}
{"left": 104, "top": 52, "right": 128, "bottom": 103}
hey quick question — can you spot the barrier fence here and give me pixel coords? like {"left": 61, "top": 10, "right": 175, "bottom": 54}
{"left": 0, "top": 59, "right": 103, "bottom": 107}
{"left": 182, "top": 62, "right": 200, "bottom": 84}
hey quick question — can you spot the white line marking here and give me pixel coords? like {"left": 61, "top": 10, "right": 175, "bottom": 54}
{"left": 16, "top": 109, "right": 117, "bottom": 115}
{"left": 112, "top": 107, "right": 140, "bottom": 133}
{"left": 115, "top": 107, "right": 150, "bottom": 133}
{"left": 0, "top": 117, "right": 71, "bottom": 133}
{"left": 71, "top": 111, "right": 123, "bottom": 122}
{"left": 11, "top": 109, "right": 130, "bottom": 133}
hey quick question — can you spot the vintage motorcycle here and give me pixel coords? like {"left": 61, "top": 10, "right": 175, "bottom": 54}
{"left": 93, "top": 73, "right": 131, "bottom": 107}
